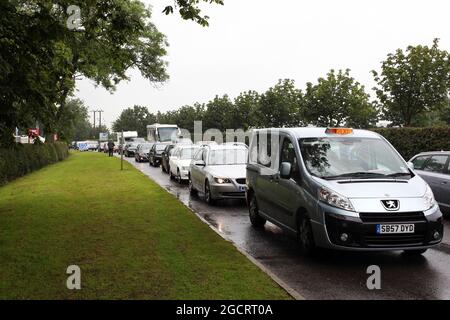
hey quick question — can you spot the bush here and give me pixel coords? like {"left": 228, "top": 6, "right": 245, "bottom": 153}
{"left": 372, "top": 127, "right": 450, "bottom": 160}
{"left": 0, "top": 142, "right": 69, "bottom": 186}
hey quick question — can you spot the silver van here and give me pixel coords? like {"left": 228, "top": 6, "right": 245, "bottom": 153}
{"left": 246, "top": 128, "right": 443, "bottom": 255}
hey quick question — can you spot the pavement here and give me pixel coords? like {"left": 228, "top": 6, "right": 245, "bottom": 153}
{"left": 118, "top": 154, "right": 450, "bottom": 300}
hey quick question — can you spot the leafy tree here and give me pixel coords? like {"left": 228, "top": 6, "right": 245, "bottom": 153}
{"left": 303, "top": 69, "right": 378, "bottom": 128}
{"left": 203, "top": 95, "right": 235, "bottom": 131}
{"left": 58, "top": 98, "right": 92, "bottom": 141}
{"left": 256, "top": 79, "right": 303, "bottom": 128}
{"left": 1, "top": 1, "right": 169, "bottom": 146}
{"left": 233, "top": 91, "right": 260, "bottom": 130}
{"left": 112, "top": 106, "right": 156, "bottom": 137}
{"left": 373, "top": 39, "right": 450, "bottom": 127}
{"left": 163, "top": 0, "right": 224, "bottom": 26}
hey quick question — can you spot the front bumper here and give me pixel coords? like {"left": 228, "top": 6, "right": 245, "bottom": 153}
{"left": 312, "top": 203, "right": 443, "bottom": 251}
{"left": 210, "top": 180, "right": 246, "bottom": 199}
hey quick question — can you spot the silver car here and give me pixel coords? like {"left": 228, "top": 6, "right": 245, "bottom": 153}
{"left": 409, "top": 151, "right": 450, "bottom": 215}
{"left": 189, "top": 143, "right": 248, "bottom": 205}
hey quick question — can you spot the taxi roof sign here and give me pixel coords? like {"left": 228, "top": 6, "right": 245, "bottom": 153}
{"left": 325, "top": 128, "right": 353, "bottom": 135}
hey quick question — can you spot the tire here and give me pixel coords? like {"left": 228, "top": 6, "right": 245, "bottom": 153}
{"left": 297, "top": 214, "right": 316, "bottom": 256}
{"left": 249, "top": 195, "right": 266, "bottom": 228}
{"left": 176, "top": 169, "right": 181, "bottom": 184}
{"left": 169, "top": 168, "right": 174, "bottom": 180}
{"left": 205, "top": 180, "right": 216, "bottom": 205}
{"left": 403, "top": 249, "right": 428, "bottom": 256}
{"left": 189, "top": 175, "right": 197, "bottom": 196}
{"left": 161, "top": 164, "right": 165, "bottom": 172}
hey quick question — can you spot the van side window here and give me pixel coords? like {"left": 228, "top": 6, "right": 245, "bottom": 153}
{"left": 412, "top": 156, "right": 429, "bottom": 170}
{"left": 280, "top": 137, "right": 300, "bottom": 180}
{"left": 257, "top": 132, "right": 271, "bottom": 168}
{"left": 423, "top": 155, "right": 447, "bottom": 173}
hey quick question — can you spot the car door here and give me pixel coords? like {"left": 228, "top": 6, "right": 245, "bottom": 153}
{"left": 269, "top": 135, "right": 302, "bottom": 231}
{"left": 169, "top": 148, "right": 179, "bottom": 175}
{"left": 419, "top": 155, "right": 449, "bottom": 208}
{"left": 190, "top": 148, "right": 204, "bottom": 190}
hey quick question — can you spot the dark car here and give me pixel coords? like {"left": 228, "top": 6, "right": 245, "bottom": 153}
{"left": 135, "top": 143, "right": 153, "bottom": 162}
{"left": 161, "top": 144, "right": 175, "bottom": 173}
{"left": 149, "top": 143, "right": 167, "bottom": 167}
{"left": 409, "top": 151, "right": 450, "bottom": 215}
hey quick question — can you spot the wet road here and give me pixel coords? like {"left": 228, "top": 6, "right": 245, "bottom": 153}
{"left": 121, "top": 155, "right": 450, "bottom": 299}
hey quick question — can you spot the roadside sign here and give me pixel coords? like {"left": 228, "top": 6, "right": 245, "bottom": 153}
{"left": 99, "top": 132, "right": 109, "bottom": 141}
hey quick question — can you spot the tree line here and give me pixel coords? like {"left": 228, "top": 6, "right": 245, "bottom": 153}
{"left": 113, "top": 39, "right": 450, "bottom": 135}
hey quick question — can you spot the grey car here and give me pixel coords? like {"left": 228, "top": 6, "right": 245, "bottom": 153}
{"left": 246, "top": 128, "right": 443, "bottom": 256}
{"left": 188, "top": 143, "right": 248, "bottom": 205}
{"left": 409, "top": 151, "right": 450, "bottom": 215}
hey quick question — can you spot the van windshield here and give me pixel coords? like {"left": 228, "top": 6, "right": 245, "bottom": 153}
{"left": 158, "top": 127, "right": 178, "bottom": 142}
{"left": 298, "top": 137, "right": 411, "bottom": 180}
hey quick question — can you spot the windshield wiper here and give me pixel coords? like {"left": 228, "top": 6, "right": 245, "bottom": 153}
{"left": 322, "top": 172, "right": 387, "bottom": 180}
{"left": 384, "top": 172, "right": 412, "bottom": 178}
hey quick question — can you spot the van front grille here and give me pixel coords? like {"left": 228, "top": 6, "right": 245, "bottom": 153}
{"left": 359, "top": 211, "right": 426, "bottom": 223}
{"left": 363, "top": 234, "right": 426, "bottom": 247}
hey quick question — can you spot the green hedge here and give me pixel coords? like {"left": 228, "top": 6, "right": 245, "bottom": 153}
{"left": 0, "top": 142, "right": 69, "bottom": 185}
{"left": 372, "top": 127, "right": 450, "bottom": 160}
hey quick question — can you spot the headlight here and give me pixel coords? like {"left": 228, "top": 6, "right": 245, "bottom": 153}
{"left": 214, "top": 177, "right": 231, "bottom": 184}
{"left": 318, "top": 187, "right": 355, "bottom": 212}
{"left": 423, "top": 185, "right": 436, "bottom": 210}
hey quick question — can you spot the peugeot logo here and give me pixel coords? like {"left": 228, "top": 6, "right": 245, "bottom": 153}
{"left": 381, "top": 200, "right": 400, "bottom": 211}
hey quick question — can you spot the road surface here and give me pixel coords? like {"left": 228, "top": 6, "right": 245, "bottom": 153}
{"left": 119, "top": 155, "right": 450, "bottom": 299}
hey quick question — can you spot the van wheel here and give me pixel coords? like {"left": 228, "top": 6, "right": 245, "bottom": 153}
{"left": 205, "top": 181, "right": 215, "bottom": 205}
{"left": 249, "top": 196, "right": 266, "bottom": 228}
{"left": 189, "top": 175, "right": 197, "bottom": 196}
{"left": 297, "top": 214, "right": 316, "bottom": 256}
{"left": 403, "top": 249, "right": 427, "bottom": 256}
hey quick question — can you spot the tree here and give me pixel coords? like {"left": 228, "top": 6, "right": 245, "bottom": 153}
{"left": 303, "top": 69, "right": 378, "bottom": 128}
{"left": 233, "top": 91, "right": 260, "bottom": 130}
{"left": 1, "top": 1, "right": 169, "bottom": 146}
{"left": 112, "top": 106, "right": 156, "bottom": 137}
{"left": 163, "top": 0, "right": 224, "bottom": 26}
{"left": 57, "top": 98, "right": 92, "bottom": 141}
{"left": 203, "top": 95, "right": 235, "bottom": 131}
{"left": 256, "top": 79, "right": 303, "bottom": 128}
{"left": 373, "top": 39, "right": 450, "bottom": 127}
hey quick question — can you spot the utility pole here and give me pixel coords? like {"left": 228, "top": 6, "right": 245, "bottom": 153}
{"left": 97, "top": 110, "right": 104, "bottom": 129}
{"left": 90, "top": 110, "right": 97, "bottom": 129}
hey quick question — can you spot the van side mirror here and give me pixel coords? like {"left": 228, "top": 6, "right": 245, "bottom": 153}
{"left": 407, "top": 161, "right": 415, "bottom": 171}
{"left": 280, "top": 162, "right": 292, "bottom": 179}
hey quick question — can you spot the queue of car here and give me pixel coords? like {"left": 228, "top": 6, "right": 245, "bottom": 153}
{"left": 119, "top": 125, "right": 446, "bottom": 256}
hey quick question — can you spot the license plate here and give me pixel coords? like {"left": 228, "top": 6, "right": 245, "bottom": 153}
{"left": 376, "top": 224, "right": 415, "bottom": 234}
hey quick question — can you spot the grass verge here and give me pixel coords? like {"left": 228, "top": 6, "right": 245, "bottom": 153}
{"left": 0, "top": 151, "right": 290, "bottom": 299}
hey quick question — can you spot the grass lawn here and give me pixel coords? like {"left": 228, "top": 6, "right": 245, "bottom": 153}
{"left": 0, "top": 151, "right": 290, "bottom": 299}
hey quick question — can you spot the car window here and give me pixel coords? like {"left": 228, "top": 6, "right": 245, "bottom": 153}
{"left": 423, "top": 155, "right": 447, "bottom": 173}
{"left": 280, "top": 137, "right": 300, "bottom": 180}
{"left": 447, "top": 158, "right": 450, "bottom": 174}
{"left": 412, "top": 156, "right": 429, "bottom": 170}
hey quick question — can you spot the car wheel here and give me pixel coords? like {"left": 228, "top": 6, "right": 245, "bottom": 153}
{"left": 161, "top": 164, "right": 165, "bottom": 172}
{"left": 189, "top": 175, "right": 197, "bottom": 196}
{"left": 403, "top": 249, "right": 428, "bottom": 256}
{"left": 249, "top": 195, "right": 266, "bottom": 228}
{"left": 297, "top": 214, "right": 316, "bottom": 256}
{"left": 176, "top": 169, "right": 182, "bottom": 184}
{"left": 205, "top": 180, "right": 216, "bottom": 205}
{"left": 169, "top": 168, "right": 174, "bottom": 180}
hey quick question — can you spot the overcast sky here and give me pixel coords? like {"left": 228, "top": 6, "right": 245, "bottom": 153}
{"left": 75, "top": 0, "right": 450, "bottom": 128}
